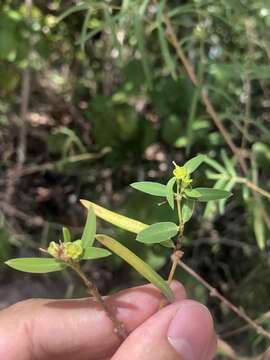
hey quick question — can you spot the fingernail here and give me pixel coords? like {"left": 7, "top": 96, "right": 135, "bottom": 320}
{"left": 167, "top": 302, "right": 213, "bottom": 360}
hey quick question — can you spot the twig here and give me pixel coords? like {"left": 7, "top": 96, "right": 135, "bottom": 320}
{"left": 69, "top": 262, "right": 127, "bottom": 341}
{"left": 221, "top": 311, "right": 270, "bottom": 339}
{"left": 178, "top": 260, "right": 270, "bottom": 342}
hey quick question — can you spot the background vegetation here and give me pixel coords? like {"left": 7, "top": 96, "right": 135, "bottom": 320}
{"left": 0, "top": 0, "right": 270, "bottom": 358}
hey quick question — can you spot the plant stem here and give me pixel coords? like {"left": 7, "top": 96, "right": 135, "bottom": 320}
{"left": 69, "top": 262, "right": 127, "bottom": 340}
{"left": 178, "top": 260, "right": 270, "bottom": 342}
{"left": 166, "top": 180, "right": 185, "bottom": 287}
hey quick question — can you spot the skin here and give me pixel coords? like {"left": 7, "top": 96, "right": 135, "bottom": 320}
{"left": 0, "top": 281, "right": 216, "bottom": 360}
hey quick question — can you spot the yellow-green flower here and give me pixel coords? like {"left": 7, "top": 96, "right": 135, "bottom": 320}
{"left": 182, "top": 176, "right": 193, "bottom": 187}
{"left": 173, "top": 162, "right": 188, "bottom": 180}
{"left": 47, "top": 241, "right": 59, "bottom": 257}
{"left": 64, "top": 240, "right": 83, "bottom": 260}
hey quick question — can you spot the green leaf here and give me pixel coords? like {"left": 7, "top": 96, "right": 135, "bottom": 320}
{"left": 204, "top": 156, "right": 226, "bottom": 174}
{"left": 130, "top": 182, "right": 167, "bottom": 197}
{"left": 203, "top": 179, "right": 227, "bottom": 218}
{"left": 166, "top": 177, "right": 176, "bottom": 210}
{"left": 58, "top": 3, "right": 90, "bottom": 22}
{"left": 134, "top": 15, "right": 152, "bottom": 88}
{"left": 82, "top": 247, "right": 111, "bottom": 260}
{"left": 62, "top": 227, "right": 71, "bottom": 243}
{"left": 218, "top": 179, "right": 236, "bottom": 214}
{"left": 160, "top": 239, "right": 175, "bottom": 248}
{"left": 157, "top": 0, "right": 177, "bottom": 80}
{"left": 80, "top": 8, "right": 91, "bottom": 52}
{"left": 81, "top": 207, "right": 96, "bottom": 249}
{"left": 5, "top": 258, "right": 66, "bottom": 273}
{"left": 81, "top": 199, "right": 148, "bottom": 234}
{"left": 96, "top": 234, "right": 175, "bottom": 302}
{"left": 221, "top": 150, "right": 236, "bottom": 176}
{"left": 187, "top": 187, "right": 232, "bottom": 202}
{"left": 182, "top": 199, "right": 195, "bottom": 223}
{"left": 253, "top": 199, "right": 266, "bottom": 250}
{"left": 136, "top": 222, "right": 178, "bottom": 244}
{"left": 184, "top": 154, "right": 205, "bottom": 174}
{"left": 184, "top": 188, "right": 201, "bottom": 198}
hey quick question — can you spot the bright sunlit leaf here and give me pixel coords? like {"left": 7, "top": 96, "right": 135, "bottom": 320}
{"left": 136, "top": 222, "right": 179, "bottom": 244}
{"left": 96, "top": 234, "right": 175, "bottom": 302}
{"left": 5, "top": 258, "right": 66, "bottom": 273}
{"left": 80, "top": 199, "right": 148, "bottom": 234}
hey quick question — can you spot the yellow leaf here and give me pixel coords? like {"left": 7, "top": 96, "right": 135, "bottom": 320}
{"left": 95, "top": 234, "right": 175, "bottom": 302}
{"left": 80, "top": 199, "right": 148, "bottom": 234}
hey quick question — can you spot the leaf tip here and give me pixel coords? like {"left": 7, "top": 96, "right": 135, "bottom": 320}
{"left": 80, "top": 199, "right": 91, "bottom": 208}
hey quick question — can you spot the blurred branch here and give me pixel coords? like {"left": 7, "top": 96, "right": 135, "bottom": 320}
{"left": 217, "top": 339, "right": 270, "bottom": 360}
{"left": 162, "top": 10, "right": 248, "bottom": 174}
{"left": 17, "top": 148, "right": 111, "bottom": 177}
{"left": 177, "top": 260, "right": 270, "bottom": 342}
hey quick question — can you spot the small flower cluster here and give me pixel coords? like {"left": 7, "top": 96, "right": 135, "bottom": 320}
{"left": 172, "top": 162, "right": 192, "bottom": 188}
{"left": 47, "top": 240, "right": 83, "bottom": 261}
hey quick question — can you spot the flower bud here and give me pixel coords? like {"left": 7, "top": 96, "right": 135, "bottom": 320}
{"left": 47, "top": 241, "right": 60, "bottom": 257}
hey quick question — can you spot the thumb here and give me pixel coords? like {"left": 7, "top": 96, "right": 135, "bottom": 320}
{"left": 112, "top": 299, "right": 217, "bottom": 360}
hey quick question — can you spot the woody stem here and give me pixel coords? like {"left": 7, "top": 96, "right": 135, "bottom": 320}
{"left": 69, "top": 262, "right": 127, "bottom": 340}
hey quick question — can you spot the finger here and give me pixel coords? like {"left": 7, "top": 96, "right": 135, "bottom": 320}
{"left": 113, "top": 299, "right": 216, "bottom": 360}
{"left": 0, "top": 281, "right": 185, "bottom": 360}
{"left": 204, "top": 334, "right": 217, "bottom": 360}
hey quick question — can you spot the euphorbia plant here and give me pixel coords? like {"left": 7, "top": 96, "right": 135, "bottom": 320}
{"left": 5, "top": 154, "right": 231, "bottom": 340}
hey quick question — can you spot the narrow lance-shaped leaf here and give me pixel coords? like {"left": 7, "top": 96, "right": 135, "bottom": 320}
{"left": 58, "top": 3, "right": 90, "bottom": 22}
{"left": 5, "top": 258, "right": 66, "bottom": 273}
{"left": 96, "top": 234, "right": 175, "bottom": 302}
{"left": 134, "top": 15, "right": 152, "bottom": 89}
{"left": 82, "top": 247, "right": 111, "bottom": 260}
{"left": 157, "top": 0, "right": 177, "bottom": 79}
{"left": 62, "top": 227, "right": 71, "bottom": 243}
{"left": 184, "top": 154, "right": 206, "bottom": 174}
{"left": 253, "top": 199, "right": 266, "bottom": 250}
{"left": 81, "top": 207, "right": 96, "bottom": 249}
{"left": 204, "top": 156, "right": 226, "bottom": 174}
{"left": 186, "top": 187, "right": 232, "bottom": 202}
{"left": 221, "top": 150, "right": 236, "bottom": 176}
{"left": 166, "top": 177, "right": 176, "bottom": 210}
{"left": 137, "top": 222, "right": 179, "bottom": 244}
{"left": 130, "top": 182, "right": 167, "bottom": 197}
{"left": 219, "top": 179, "right": 236, "bottom": 214}
{"left": 203, "top": 179, "right": 227, "bottom": 218}
{"left": 80, "top": 199, "right": 148, "bottom": 234}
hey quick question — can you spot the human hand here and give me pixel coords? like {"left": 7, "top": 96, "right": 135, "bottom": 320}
{"left": 0, "top": 281, "right": 216, "bottom": 360}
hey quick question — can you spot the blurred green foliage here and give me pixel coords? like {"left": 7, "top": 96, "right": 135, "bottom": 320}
{"left": 1, "top": 0, "right": 270, "bottom": 357}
